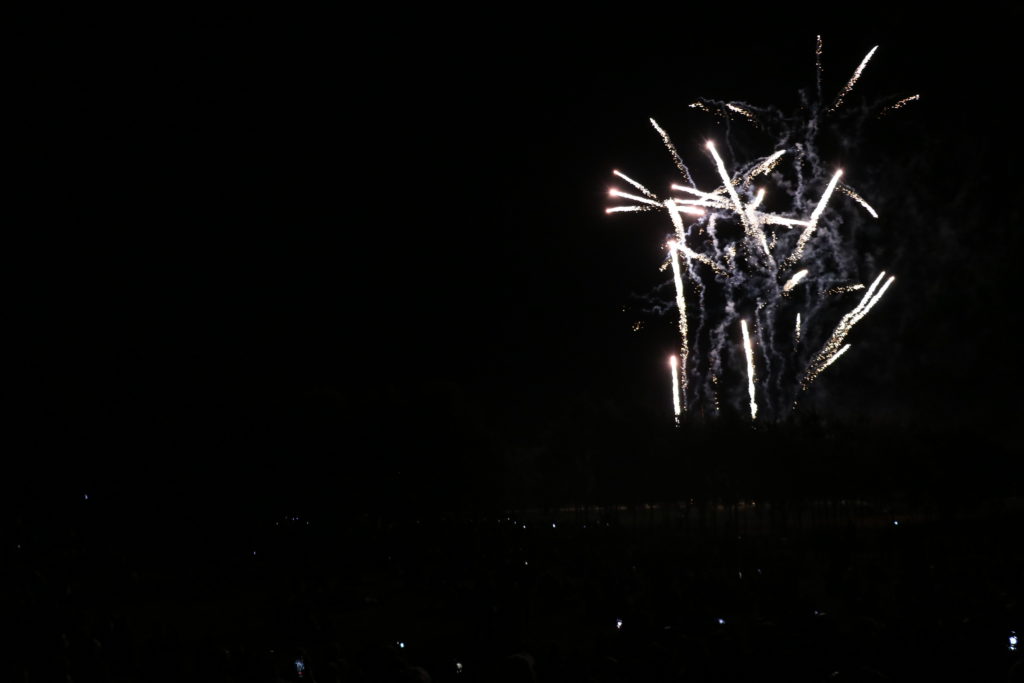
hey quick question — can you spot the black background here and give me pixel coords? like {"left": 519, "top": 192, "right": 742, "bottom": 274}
{"left": 13, "top": 8, "right": 1023, "bottom": 513}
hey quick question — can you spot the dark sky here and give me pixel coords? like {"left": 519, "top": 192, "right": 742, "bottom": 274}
{"left": 14, "top": 9, "right": 1023, "bottom": 507}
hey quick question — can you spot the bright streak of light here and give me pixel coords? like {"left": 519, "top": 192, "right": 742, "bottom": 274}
{"left": 783, "top": 269, "right": 809, "bottom": 292}
{"left": 839, "top": 185, "right": 879, "bottom": 218}
{"left": 761, "top": 215, "right": 811, "bottom": 228}
{"left": 671, "top": 202, "right": 706, "bottom": 216}
{"left": 666, "top": 201, "right": 726, "bottom": 275}
{"left": 671, "top": 184, "right": 728, "bottom": 203}
{"left": 741, "top": 319, "right": 757, "bottom": 420}
{"left": 650, "top": 118, "right": 694, "bottom": 185}
{"left": 817, "top": 343, "right": 851, "bottom": 374}
{"left": 879, "top": 94, "right": 920, "bottom": 117}
{"left": 788, "top": 169, "right": 843, "bottom": 265}
{"left": 708, "top": 141, "right": 771, "bottom": 256}
{"left": 805, "top": 273, "right": 895, "bottom": 387}
{"left": 613, "top": 170, "right": 657, "bottom": 199}
{"left": 669, "top": 355, "right": 681, "bottom": 422}
{"left": 829, "top": 45, "right": 879, "bottom": 112}
{"left": 668, "top": 239, "right": 689, "bottom": 412}
{"left": 609, "top": 189, "right": 662, "bottom": 207}
{"left": 749, "top": 188, "right": 765, "bottom": 211}
{"left": 795, "top": 313, "right": 801, "bottom": 346}
{"left": 606, "top": 206, "right": 655, "bottom": 213}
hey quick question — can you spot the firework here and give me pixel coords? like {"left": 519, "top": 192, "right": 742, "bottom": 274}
{"left": 670, "top": 355, "right": 681, "bottom": 422}
{"left": 605, "top": 38, "right": 907, "bottom": 421}
{"left": 829, "top": 45, "right": 878, "bottom": 113}
{"left": 740, "top": 319, "right": 757, "bottom": 420}
{"left": 668, "top": 239, "right": 689, "bottom": 412}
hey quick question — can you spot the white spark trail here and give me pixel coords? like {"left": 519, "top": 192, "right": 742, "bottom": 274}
{"left": 783, "top": 269, "right": 809, "bottom": 292}
{"left": 805, "top": 273, "right": 895, "bottom": 387}
{"left": 839, "top": 185, "right": 879, "bottom": 218}
{"left": 829, "top": 45, "right": 878, "bottom": 112}
{"left": 668, "top": 240, "right": 689, "bottom": 412}
{"left": 817, "top": 343, "right": 851, "bottom": 374}
{"left": 609, "top": 189, "right": 662, "bottom": 208}
{"left": 795, "top": 313, "right": 801, "bottom": 346}
{"left": 666, "top": 201, "right": 726, "bottom": 275}
{"left": 879, "top": 94, "right": 920, "bottom": 117}
{"left": 741, "top": 319, "right": 757, "bottom": 420}
{"left": 606, "top": 206, "right": 655, "bottom": 213}
{"left": 671, "top": 184, "right": 729, "bottom": 204}
{"left": 708, "top": 141, "right": 771, "bottom": 257}
{"left": 650, "top": 118, "right": 695, "bottom": 185}
{"left": 745, "top": 151, "right": 786, "bottom": 182}
{"left": 670, "top": 355, "right": 681, "bottom": 423}
{"left": 787, "top": 169, "right": 843, "bottom": 265}
{"left": 761, "top": 215, "right": 811, "bottom": 228}
{"left": 613, "top": 170, "right": 657, "bottom": 200}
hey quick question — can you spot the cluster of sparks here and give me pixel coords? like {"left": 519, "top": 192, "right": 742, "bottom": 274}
{"left": 606, "top": 39, "right": 915, "bottom": 422}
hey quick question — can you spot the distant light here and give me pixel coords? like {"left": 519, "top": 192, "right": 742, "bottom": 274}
{"left": 456, "top": 662, "right": 463, "bottom": 673}
{"left": 717, "top": 618, "right": 725, "bottom": 625}
{"left": 616, "top": 618, "right": 623, "bottom": 630}
{"left": 295, "top": 658, "right": 305, "bottom": 677}
{"left": 83, "top": 494, "right": 89, "bottom": 501}
{"left": 551, "top": 523, "right": 556, "bottom": 528}
{"left": 893, "top": 520, "right": 900, "bottom": 526}
{"left": 1010, "top": 631, "right": 1018, "bottom": 652}
{"left": 398, "top": 641, "right": 405, "bottom": 649}
{"left": 524, "top": 561, "right": 529, "bottom": 566}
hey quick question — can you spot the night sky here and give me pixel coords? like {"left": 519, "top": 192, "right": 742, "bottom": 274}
{"left": 13, "top": 9, "right": 1023, "bottom": 513}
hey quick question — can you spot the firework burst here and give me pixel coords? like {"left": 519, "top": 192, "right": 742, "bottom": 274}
{"left": 606, "top": 38, "right": 912, "bottom": 421}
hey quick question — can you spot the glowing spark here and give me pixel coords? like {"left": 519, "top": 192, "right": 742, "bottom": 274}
{"left": 609, "top": 189, "right": 662, "bottom": 208}
{"left": 829, "top": 45, "right": 878, "bottom": 112}
{"left": 689, "top": 101, "right": 712, "bottom": 113}
{"left": 879, "top": 94, "right": 920, "bottom": 117}
{"left": 788, "top": 169, "right": 843, "bottom": 265}
{"left": 613, "top": 170, "right": 657, "bottom": 199}
{"left": 650, "top": 118, "right": 694, "bottom": 185}
{"left": 741, "top": 319, "right": 757, "bottom": 420}
{"left": 783, "top": 269, "right": 809, "bottom": 292}
{"left": 839, "top": 185, "right": 879, "bottom": 218}
{"left": 795, "top": 313, "right": 801, "bottom": 346}
{"left": 668, "top": 239, "right": 689, "bottom": 412}
{"left": 669, "top": 355, "right": 681, "bottom": 422}
{"left": 606, "top": 206, "right": 655, "bottom": 213}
